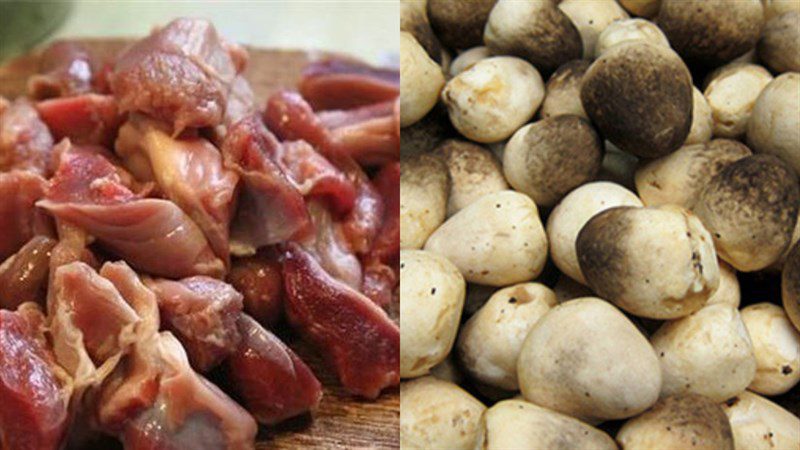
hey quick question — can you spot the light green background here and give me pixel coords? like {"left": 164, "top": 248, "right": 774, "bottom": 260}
{"left": 49, "top": 0, "right": 399, "bottom": 63}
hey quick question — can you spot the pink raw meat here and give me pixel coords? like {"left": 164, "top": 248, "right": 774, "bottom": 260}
{"left": 116, "top": 115, "right": 239, "bottom": 263}
{"left": 36, "top": 94, "right": 121, "bottom": 146}
{"left": 110, "top": 18, "right": 239, "bottom": 134}
{"left": 146, "top": 276, "right": 243, "bottom": 372}
{"left": 0, "top": 99, "right": 54, "bottom": 175}
{"left": 299, "top": 58, "right": 399, "bottom": 111}
{"left": 265, "top": 90, "right": 398, "bottom": 167}
{"left": 0, "top": 306, "right": 70, "bottom": 450}
{"left": 38, "top": 147, "right": 225, "bottom": 278}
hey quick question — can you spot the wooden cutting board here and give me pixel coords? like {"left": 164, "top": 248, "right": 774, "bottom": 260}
{"left": 0, "top": 38, "right": 399, "bottom": 450}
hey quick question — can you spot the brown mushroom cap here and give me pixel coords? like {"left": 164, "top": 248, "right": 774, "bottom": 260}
{"left": 580, "top": 42, "right": 693, "bottom": 158}
{"left": 758, "top": 11, "right": 800, "bottom": 74}
{"left": 782, "top": 242, "right": 800, "bottom": 332}
{"left": 656, "top": 0, "right": 764, "bottom": 66}
{"left": 694, "top": 154, "right": 800, "bottom": 272}
{"left": 483, "top": 0, "right": 582, "bottom": 74}
{"left": 503, "top": 115, "right": 603, "bottom": 207}
{"left": 427, "top": 0, "right": 497, "bottom": 50}
{"left": 617, "top": 394, "right": 734, "bottom": 450}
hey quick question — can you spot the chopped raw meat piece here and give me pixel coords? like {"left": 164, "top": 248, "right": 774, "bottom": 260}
{"left": 278, "top": 139, "right": 356, "bottom": 214}
{"left": 226, "top": 249, "right": 283, "bottom": 327}
{"left": 337, "top": 156, "right": 383, "bottom": 254}
{"left": 0, "top": 307, "right": 70, "bottom": 450}
{"left": 367, "top": 162, "right": 400, "bottom": 266}
{"left": 105, "top": 332, "right": 257, "bottom": 450}
{"left": 361, "top": 262, "right": 396, "bottom": 309}
{"left": 299, "top": 58, "right": 399, "bottom": 110}
{"left": 28, "top": 41, "right": 94, "bottom": 99}
{"left": 224, "top": 314, "right": 322, "bottom": 425}
{"left": 305, "top": 200, "right": 362, "bottom": 290}
{"left": 224, "top": 76, "right": 256, "bottom": 127}
{"left": 0, "top": 170, "right": 50, "bottom": 261}
{"left": 358, "top": 162, "right": 399, "bottom": 307}
{"left": 0, "top": 99, "right": 54, "bottom": 175}
{"left": 146, "top": 276, "right": 243, "bottom": 372}
{"left": 36, "top": 94, "right": 121, "bottom": 146}
{"left": 282, "top": 243, "right": 399, "bottom": 398}
{"left": 110, "top": 18, "right": 238, "bottom": 134}
{"left": 38, "top": 149, "right": 224, "bottom": 278}
{"left": 116, "top": 116, "right": 239, "bottom": 263}
{"left": 323, "top": 99, "right": 400, "bottom": 166}
{"left": 100, "top": 261, "right": 161, "bottom": 337}
{"left": 264, "top": 90, "right": 329, "bottom": 149}
{"left": 222, "top": 116, "right": 311, "bottom": 254}
{"left": 265, "top": 91, "right": 398, "bottom": 166}
{"left": 51, "top": 262, "right": 140, "bottom": 367}
{"left": 0, "top": 236, "right": 56, "bottom": 310}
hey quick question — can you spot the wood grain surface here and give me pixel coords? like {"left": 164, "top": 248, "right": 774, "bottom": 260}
{"left": 0, "top": 38, "right": 399, "bottom": 450}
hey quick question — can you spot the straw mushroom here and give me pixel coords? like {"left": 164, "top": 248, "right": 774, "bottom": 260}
{"left": 594, "top": 18, "right": 669, "bottom": 58}
{"left": 740, "top": 303, "right": 800, "bottom": 395}
{"left": 400, "top": 250, "right": 465, "bottom": 378}
{"left": 483, "top": 0, "right": 582, "bottom": 74}
{"left": 747, "top": 73, "right": 800, "bottom": 175}
{"left": 427, "top": 0, "right": 496, "bottom": 50}
{"left": 580, "top": 42, "right": 693, "bottom": 158}
{"left": 576, "top": 206, "right": 720, "bottom": 319}
{"left": 693, "top": 154, "right": 800, "bottom": 272}
{"left": 558, "top": 0, "right": 630, "bottom": 59}
{"left": 657, "top": 0, "right": 765, "bottom": 66}
{"left": 703, "top": 63, "right": 773, "bottom": 138}
{"left": 547, "top": 181, "right": 643, "bottom": 285}
{"left": 400, "top": 32, "right": 445, "bottom": 127}
{"left": 758, "top": 11, "right": 800, "bottom": 73}
{"left": 441, "top": 56, "right": 544, "bottom": 143}
{"left": 503, "top": 115, "right": 603, "bottom": 207}
{"left": 539, "top": 60, "right": 590, "bottom": 120}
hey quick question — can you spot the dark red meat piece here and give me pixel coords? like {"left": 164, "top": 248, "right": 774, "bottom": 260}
{"left": 146, "top": 276, "right": 243, "bottom": 372}
{"left": 36, "top": 94, "right": 121, "bottom": 146}
{"left": 282, "top": 243, "right": 399, "bottom": 398}
{"left": 0, "top": 99, "right": 54, "bottom": 175}
{"left": 0, "top": 308, "right": 69, "bottom": 450}
{"left": 226, "top": 249, "right": 284, "bottom": 327}
{"left": 110, "top": 18, "right": 238, "bottom": 134}
{"left": 368, "top": 162, "right": 400, "bottom": 265}
{"left": 28, "top": 40, "right": 94, "bottom": 99}
{"left": 299, "top": 58, "right": 399, "bottom": 111}
{"left": 225, "top": 314, "right": 322, "bottom": 424}
{"left": 337, "top": 155, "right": 383, "bottom": 254}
